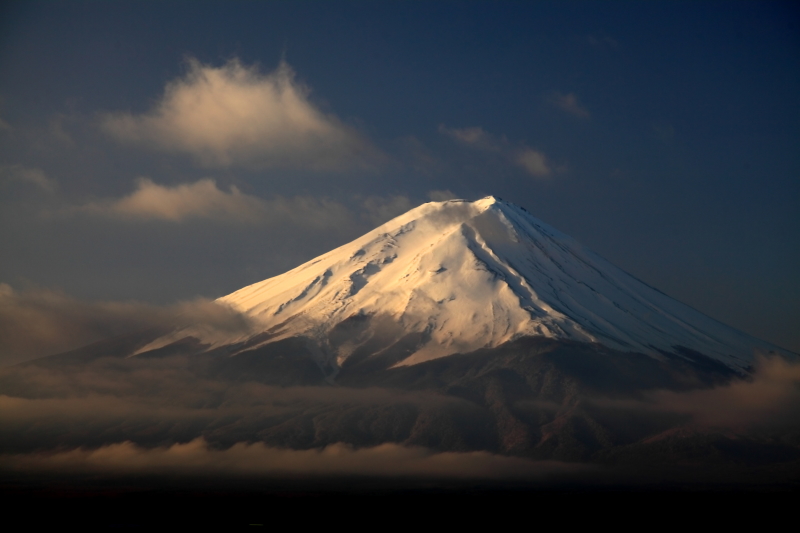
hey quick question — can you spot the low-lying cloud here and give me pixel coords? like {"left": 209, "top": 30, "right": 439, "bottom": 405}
{"left": 1, "top": 331, "right": 799, "bottom": 485}
{"left": 0, "top": 437, "right": 586, "bottom": 480}
{"left": 101, "top": 59, "right": 379, "bottom": 170}
{"left": 648, "top": 356, "right": 800, "bottom": 429}
{"left": 0, "top": 284, "right": 251, "bottom": 365}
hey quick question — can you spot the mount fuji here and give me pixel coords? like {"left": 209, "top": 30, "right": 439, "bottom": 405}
{"left": 140, "top": 196, "right": 790, "bottom": 374}
{"left": 8, "top": 196, "right": 800, "bottom": 472}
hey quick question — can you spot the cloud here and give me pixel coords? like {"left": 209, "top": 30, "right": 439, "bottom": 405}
{"left": 81, "top": 178, "right": 266, "bottom": 223}
{"left": 440, "top": 125, "right": 556, "bottom": 178}
{"left": 76, "top": 178, "right": 358, "bottom": 228}
{"left": 648, "top": 356, "right": 800, "bottom": 429}
{"left": 427, "top": 189, "right": 459, "bottom": 202}
{"left": 101, "top": 59, "right": 378, "bottom": 170}
{"left": 438, "top": 125, "right": 494, "bottom": 147}
{"left": 0, "top": 284, "right": 251, "bottom": 365}
{"left": 0, "top": 437, "right": 589, "bottom": 480}
{"left": 1, "top": 330, "right": 798, "bottom": 485}
{"left": 584, "top": 355, "right": 800, "bottom": 436}
{"left": 549, "top": 92, "right": 590, "bottom": 119}
{"left": 0, "top": 164, "right": 57, "bottom": 193}
{"left": 515, "top": 148, "right": 551, "bottom": 177}
{"left": 360, "top": 195, "right": 416, "bottom": 226}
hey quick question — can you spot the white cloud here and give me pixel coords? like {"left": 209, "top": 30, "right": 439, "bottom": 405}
{"left": 82, "top": 178, "right": 265, "bottom": 222}
{"left": 101, "top": 59, "right": 378, "bottom": 170}
{"left": 515, "top": 148, "right": 551, "bottom": 177}
{"left": 77, "top": 178, "right": 414, "bottom": 232}
{"left": 0, "top": 165, "right": 57, "bottom": 193}
{"left": 549, "top": 92, "right": 590, "bottom": 119}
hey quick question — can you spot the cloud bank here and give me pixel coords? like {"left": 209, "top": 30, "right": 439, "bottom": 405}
{"left": 648, "top": 356, "right": 800, "bottom": 428}
{"left": 102, "top": 59, "right": 378, "bottom": 170}
{"left": 0, "top": 437, "right": 585, "bottom": 480}
{"left": 1, "top": 321, "right": 798, "bottom": 485}
{"left": 0, "top": 284, "right": 251, "bottom": 365}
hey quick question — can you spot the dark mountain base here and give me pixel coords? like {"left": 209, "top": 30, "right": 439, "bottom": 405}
{"left": 1, "top": 333, "right": 798, "bottom": 488}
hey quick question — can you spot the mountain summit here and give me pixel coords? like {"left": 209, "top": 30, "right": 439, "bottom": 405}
{"left": 193, "top": 196, "right": 786, "bottom": 372}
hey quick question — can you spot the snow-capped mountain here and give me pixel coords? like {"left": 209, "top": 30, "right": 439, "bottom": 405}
{"left": 140, "top": 196, "right": 790, "bottom": 371}
{"left": 16, "top": 196, "right": 800, "bottom": 472}
{"left": 217, "top": 196, "right": 794, "bottom": 370}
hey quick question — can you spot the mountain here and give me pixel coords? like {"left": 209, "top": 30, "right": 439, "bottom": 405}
{"left": 140, "top": 196, "right": 789, "bottom": 373}
{"left": 5, "top": 196, "right": 799, "bottom": 479}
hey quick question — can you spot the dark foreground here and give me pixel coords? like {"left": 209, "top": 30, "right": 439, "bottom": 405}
{"left": 2, "top": 475, "right": 797, "bottom": 529}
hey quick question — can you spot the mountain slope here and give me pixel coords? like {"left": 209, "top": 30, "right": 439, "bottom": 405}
{"left": 143, "top": 196, "right": 790, "bottom": 371}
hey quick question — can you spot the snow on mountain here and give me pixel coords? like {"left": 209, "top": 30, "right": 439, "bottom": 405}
{"left": 140, "top": 196, "right": 791, "bottom": 371}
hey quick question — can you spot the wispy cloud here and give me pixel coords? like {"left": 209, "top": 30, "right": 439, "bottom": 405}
{"left": 81, "top": 178, "right": 265, "bottom": 223}
{"left": 548, "top": 92, "right": 590, "bottom": 119}
{"left": 515, "top": 148, "right": 551, "bottom": 177}
{"left": 438, "top": 125, "right": 494, "bottom": 147}
{"left": 586, "top": 34, "right": 619, "bottom": 49}
{"left": 649, "top": 356, "right": 800, "bottom": 429}
{"left": 439, "top": 125, "right": 557, "bottom": 178}
{"left": 427, "top": 189, "right": 459, "bottom": 202}
{"left": 101, "top": 59, "right": 380, "bottom": 170}
{"left": 0, "top": 283, "right": 252, "bottom": 365}
{"left": 76, "top": 178, "right": 360, "bottom": 228}
{"left": 0, "top": 165, "right": 57, "bottom": 193}
{"left": 360, "top": 195, "right": 415, "bottom": 226}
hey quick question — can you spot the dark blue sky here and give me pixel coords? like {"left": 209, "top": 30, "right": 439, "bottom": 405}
{"left": 0, "top": 1, "right": 798, "bottom": 351}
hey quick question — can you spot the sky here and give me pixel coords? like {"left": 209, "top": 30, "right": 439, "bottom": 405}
{"left": 0, "top": 0, "right": 798, "bottom": 358}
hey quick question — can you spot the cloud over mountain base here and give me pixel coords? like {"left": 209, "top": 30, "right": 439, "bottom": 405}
{"left": 1, "top": 331, "right": 799, "bottom": 490}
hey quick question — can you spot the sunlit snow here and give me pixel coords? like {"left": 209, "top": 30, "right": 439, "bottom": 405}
{"left": 202, "top": 196, "right": 788, "bottom": 371}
